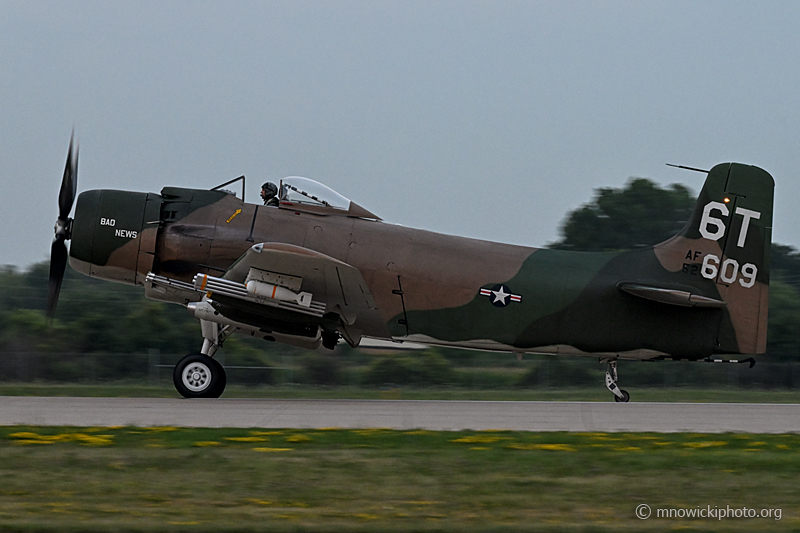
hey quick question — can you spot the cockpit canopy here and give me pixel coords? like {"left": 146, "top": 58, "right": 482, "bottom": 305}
{"left": 280, "top": 177, "right": 350, "bottom": 211}
{"left": 278, "top": 177, "right": 381, "bottom": 220}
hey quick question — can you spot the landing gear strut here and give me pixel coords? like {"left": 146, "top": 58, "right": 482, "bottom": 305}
{"left": 603, "top": 359, "right": 630, "bottom": 402}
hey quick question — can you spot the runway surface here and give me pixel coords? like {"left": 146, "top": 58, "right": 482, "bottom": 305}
{"left": 2, "top": 397, "right": 799, "bottom": 432}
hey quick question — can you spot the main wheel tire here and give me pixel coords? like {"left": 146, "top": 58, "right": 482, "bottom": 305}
{"left": 207, "top": 357, "right": 227, "bottom": 398}
{"left": 614, "top": 389, "right": 630, "bottom": 403}
{"left": 173, "top": 354, "right": 227, "bottom": 398}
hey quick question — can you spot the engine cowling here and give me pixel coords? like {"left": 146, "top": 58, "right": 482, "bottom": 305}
{"left": 69, "top": 189, "right": 161, "bottom": 285}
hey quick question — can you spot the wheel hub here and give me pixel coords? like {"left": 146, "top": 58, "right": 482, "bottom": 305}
{"left": 183, "top": 362, "right": 211, "bottom": 392}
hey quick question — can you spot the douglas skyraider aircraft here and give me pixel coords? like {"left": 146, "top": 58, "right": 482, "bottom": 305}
{"left": 49, "top": 135, "right": 774, "bottom": 401}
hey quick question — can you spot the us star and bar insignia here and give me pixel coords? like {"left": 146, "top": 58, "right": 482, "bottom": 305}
{"left": 479, "top": 284, "right": 522, "bottom": 308}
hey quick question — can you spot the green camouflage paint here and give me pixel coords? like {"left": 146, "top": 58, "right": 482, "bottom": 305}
{"left": 66, "top": 162, "right": 774, "bottom": 361}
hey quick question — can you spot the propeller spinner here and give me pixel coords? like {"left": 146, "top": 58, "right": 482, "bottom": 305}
{"left": 47, "top": 134, "right": 78, "bottom": 317}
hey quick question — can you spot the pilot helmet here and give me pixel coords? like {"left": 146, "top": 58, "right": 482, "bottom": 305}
{"left": 261, "top": 182, "right": 278, "bottom": 197}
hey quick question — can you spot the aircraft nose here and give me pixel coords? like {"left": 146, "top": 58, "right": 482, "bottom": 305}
{"left": 69, "top": 189, "right": 151, "bottom": 284}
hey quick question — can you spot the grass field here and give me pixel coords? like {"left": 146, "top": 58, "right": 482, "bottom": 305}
{"left": 0, "top": 426, "right": 798, "bottom": 532}
{"left": 1, "top": 382, "right": 800, "bottom": 403}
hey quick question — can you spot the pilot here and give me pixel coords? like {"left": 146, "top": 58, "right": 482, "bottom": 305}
{"left": 261, "top": 182, "right": 279, "bottom": 206}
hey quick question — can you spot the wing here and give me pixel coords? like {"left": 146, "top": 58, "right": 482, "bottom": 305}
{"left": 221, "top": 242, "right": 377, "bottom": 322}
{"left": 211, "top": 243, "right": 386, "bottom": 345}
{"left": 145, "top": 242, "right": 388, "bottom": 347}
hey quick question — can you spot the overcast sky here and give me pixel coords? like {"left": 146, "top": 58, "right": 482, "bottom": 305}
{"left": 2, "top": 1, "right": 799, "bottom": 269}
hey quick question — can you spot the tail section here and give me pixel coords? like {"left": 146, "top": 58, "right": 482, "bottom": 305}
{"left": 654, "top": 163, "right": 774, "bottom": 354}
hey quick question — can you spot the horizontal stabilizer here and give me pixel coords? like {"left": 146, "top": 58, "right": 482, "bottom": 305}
{"left": 617, "top": 282, "right": 726, "bottom": 308}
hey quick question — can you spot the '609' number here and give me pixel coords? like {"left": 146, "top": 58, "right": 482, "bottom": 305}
{"left": 701, "top": 254, "right": 757, "bottom": 288}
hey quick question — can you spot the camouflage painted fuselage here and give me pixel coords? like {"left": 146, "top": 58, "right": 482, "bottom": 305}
{"left": 68, "top": 162, "right": 773, "bottom": 359}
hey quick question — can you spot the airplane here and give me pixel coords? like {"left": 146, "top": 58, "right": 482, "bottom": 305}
{"left": 48, "top": 134, "right": 775, "bottom": 401}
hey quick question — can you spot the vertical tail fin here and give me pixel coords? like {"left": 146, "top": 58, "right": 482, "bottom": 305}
{"left": 654, "top": 163, "right": 774, "bottom": 354}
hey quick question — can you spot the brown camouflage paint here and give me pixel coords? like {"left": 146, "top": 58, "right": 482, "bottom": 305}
{"left": 68, "top": 162, "right": 774, "bottom": 359}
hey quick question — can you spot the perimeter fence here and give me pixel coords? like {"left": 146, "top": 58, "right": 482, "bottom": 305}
{"left": 1, "top": 351, "right": 799, "bottom": 390}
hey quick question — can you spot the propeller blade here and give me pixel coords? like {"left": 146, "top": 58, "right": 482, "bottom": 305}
{"left": 49, "top": 132, "right": 79, "bottom": 318}
{"left": 58, "top": 133, "right": 78, "bottom": 221}
{"left": 47, "top": 236, "right": 68, "bottom": 318}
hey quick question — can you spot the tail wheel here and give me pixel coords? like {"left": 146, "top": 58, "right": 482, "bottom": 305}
{"left": 173, "top": 354, "right": 227, "bottom": 398}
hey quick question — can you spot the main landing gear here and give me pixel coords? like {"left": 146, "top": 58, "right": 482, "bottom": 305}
{"left": 603, "top": 359, "right": 630, "bottom": 403}
{"left": 173, "top": 354, "right": 227, "bottom": 398}
{"left": 173, "top": 318, "right": 230, "bottom": 398}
